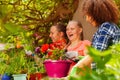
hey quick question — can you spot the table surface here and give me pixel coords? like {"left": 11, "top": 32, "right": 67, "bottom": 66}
{"left": 42, "top": 76, "right": 68, "bottom": 80}
{"left": 41, "top": 74, "right": 69, "bottom": 80}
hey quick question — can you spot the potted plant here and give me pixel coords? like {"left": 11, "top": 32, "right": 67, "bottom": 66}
{"left": 35, "top": 43, "right": 72, "bottom": 78}
{"left": 5, "top": 48, "right": 28, "bottom": 80}
{"left": 0, "top": 47, "right": 28, "bottom": 80}
{"left": 0, "top": 23, "right": 41, "bottom": 79}
{"left": 0, "top": 51, "right": 12, "bottom": 80}
{"left": 26, "top": 56, "right": 43, "bottom": 80}
{"left": 1, "top": 23, "right": 38, "bottom": 80}
{"left": 8, "top": 48, "right": 41, "bottom": 80}
{"left": 0, "top": 47, "right": 35, "bottom": 80}
{"left": 28, "top": 65, "right": 42, "bottom": 80}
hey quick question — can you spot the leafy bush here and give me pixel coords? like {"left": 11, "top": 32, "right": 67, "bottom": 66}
{"left": 69, "top": 43, "right": 120, "bottom": 80}
{"left": 0, "top": 23, "right": 43, "bottom": 75}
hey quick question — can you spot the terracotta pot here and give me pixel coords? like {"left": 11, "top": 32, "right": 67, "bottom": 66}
{"left": 44, "top": 60, "right": 71, "bottom": 78}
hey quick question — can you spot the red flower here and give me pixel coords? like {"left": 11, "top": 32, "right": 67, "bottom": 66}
{"left": 49, "top": 44, "right": 55, "bottom": 50}
{"left": 41, "top": 44, "right": 49, "bottom": 53}
{"left": 48, "top": 51, "right": 52, "bottom": 56}
{"left": 49, "top": 40, "right": 65, "bottom": 50}
{"left": 35, "top": 39, "right": 66, "bottom": 60}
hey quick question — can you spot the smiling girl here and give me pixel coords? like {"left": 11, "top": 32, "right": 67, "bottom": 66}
{"left": 65, "top": 21, "right": 91, "bottom": 74}
{"left": 66, "top": 20, "right": 91, "bottom": 58}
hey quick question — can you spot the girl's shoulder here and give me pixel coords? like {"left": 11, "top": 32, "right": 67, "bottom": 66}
{"left": 81, "top": 40, "right": 91, "bottom": 46}
{"left": 100, "top": 22, "right": 119, "bottom": 29}
{"left": 99, "top": 22, "right": 120, "bottom": 34}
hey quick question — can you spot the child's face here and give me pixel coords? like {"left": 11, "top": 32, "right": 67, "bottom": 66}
{"left": 49, "top": 26, "right": 62, "bottom": 42}
{"left": 66, "top": 22, "right": 82, "bottom": 42}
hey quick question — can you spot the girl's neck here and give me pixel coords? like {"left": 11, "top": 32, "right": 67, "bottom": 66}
{"left": 70, "top": 39, "right": 81, "bottom": 47}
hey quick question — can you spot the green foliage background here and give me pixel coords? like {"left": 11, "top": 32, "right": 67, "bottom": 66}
{"left": 0, "top": 0, "right": 119, "bottom": 46}
{"left": 0, "top": 0, "right": 77, "bottom": 47}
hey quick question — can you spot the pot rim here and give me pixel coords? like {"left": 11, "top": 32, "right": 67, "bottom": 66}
{"left": 43, "top": 60, "right": 72, "bottom": 64}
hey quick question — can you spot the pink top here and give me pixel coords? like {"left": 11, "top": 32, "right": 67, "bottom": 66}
{"left": 67, "top": 40, "right": 91, "bottom": 56}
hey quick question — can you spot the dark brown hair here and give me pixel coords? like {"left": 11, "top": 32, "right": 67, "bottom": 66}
{"left": 52, "top": 23, "right": 67, "bottom": 39}
{"left": 82, "top": 0, "right": 119, "bottom": 26}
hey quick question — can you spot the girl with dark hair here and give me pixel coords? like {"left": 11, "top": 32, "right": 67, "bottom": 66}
{"left": 49, "top": 23, "right": 67, "bottom": 43}
{"left": 49, "top": 23, "right": 67, "bottom": 48}
{"left": 82, "top": 0, "right": 120, "bottom": 50}
{"left": 35, "top": 23, "right": 67, "bottom": 59}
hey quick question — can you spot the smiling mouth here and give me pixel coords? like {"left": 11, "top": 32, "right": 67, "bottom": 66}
{"left": 68, "top": 34, "right": 73, "bottom": 37}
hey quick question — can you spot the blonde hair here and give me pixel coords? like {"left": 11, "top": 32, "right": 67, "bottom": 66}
{"left": 68, "top": 20, "right": 84, "bottom": 40}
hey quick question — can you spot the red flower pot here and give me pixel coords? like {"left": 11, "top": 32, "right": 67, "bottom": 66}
{"left": 29, "top": 74, "right": 35, "bottom": 80}
{"left": 35, "top": 73, "right": 42, "bottom": 80}
{"left": 29, "top": 73, "right": 42, "bottom": 80}
{"left": 43, "top": 60, "right": 71, "bottom": 78}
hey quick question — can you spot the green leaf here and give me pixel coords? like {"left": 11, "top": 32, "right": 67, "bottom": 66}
{"left": 4, "top": 23, "right": 25, "bottom": 33}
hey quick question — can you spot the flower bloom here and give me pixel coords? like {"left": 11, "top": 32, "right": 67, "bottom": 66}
{"left": 35, "top": 39, "right": 66, "bottom": 60}
{"left": 41, "top": 44, "right": 49, "bottom": 53}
